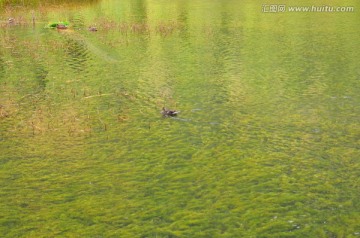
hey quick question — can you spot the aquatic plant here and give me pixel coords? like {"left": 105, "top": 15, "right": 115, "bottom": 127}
{"left": 0, "top": 1, "right": 359, "bottom": 237}
{"left": 0, "top": 6, "right": 182, "bottom": 37}
{"left": 47, "top": 21, "right": 69, "bottom": 28}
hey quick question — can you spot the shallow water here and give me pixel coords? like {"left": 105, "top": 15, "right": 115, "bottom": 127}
{"left": 0, "top": 0, "right": 359, "bottom": 237}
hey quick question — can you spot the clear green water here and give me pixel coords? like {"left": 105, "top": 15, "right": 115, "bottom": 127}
{"left": 0, "top": 0, "right": 359, "bottom": 237}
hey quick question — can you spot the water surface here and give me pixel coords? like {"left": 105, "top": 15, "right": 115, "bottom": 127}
{"left": 0, "top": 0, "right": 359, "bottom": 237}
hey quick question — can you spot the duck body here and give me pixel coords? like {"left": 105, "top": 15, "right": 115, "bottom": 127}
{"left": 88, "top": 26, "right": 97, "bottom": 32}
{"left": 161, "top": 107, "right": 179, "bottom": 117}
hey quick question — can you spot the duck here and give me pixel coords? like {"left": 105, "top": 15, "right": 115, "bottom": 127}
{"left": 88, "top": 26, "right": 97, "bottom": 32}
{"left": 161, "top": 107, "right": 179, "bottom": 117}
{"left": 56, "top": 24, "right": 68, "bottom": 30}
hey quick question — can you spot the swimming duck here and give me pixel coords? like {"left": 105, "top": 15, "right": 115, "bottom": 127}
{"left": 56, "top": 24, "right": 68, "bottom": 30}
{"left": 161, "top": 107, "right": 179, "bottom": 117}
{"left": 88, "top": 26, "right": 97, "bottom": 32}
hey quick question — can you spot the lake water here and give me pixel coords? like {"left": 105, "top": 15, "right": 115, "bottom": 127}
{"left": 0, "top": 0, "right": 359, "bottom": 237}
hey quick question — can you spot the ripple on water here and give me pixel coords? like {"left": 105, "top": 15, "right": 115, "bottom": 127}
{"left": 64, "top": 37, "right": 91, "bottom": 72}
{"left": 0, "top": 1, "right": 359, "bottom": 237}
{"left": 71, "top": 12, "right": 86, "bottom": 30}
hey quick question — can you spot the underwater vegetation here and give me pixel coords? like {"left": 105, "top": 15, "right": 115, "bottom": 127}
{"left": 0, "top": 0, "right": 359, "bottom": 237}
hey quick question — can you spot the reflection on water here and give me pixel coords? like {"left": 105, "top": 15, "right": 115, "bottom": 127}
{"left": 0, "top": 0, "right": 360, "bottom": 237}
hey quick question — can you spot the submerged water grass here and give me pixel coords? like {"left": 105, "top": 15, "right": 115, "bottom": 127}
{"left": 1, "top": 0, "right": 360, "bottom": 237}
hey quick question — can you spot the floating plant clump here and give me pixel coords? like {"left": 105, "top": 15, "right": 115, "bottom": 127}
{"left": 47, "top": 21, "right": 69, "bottom": 28}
